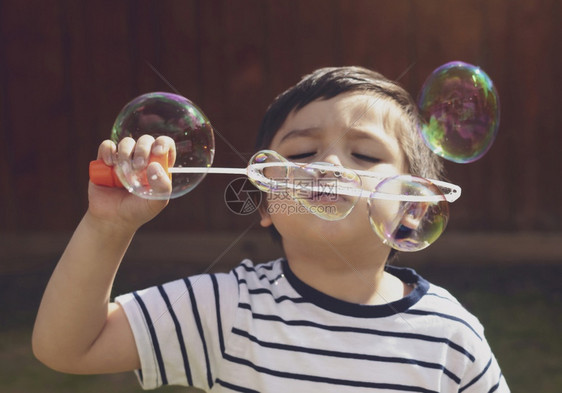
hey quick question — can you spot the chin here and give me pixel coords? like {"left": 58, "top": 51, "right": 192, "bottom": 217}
{"left": 303, "top": 215, "right": 372, "bottom": 244}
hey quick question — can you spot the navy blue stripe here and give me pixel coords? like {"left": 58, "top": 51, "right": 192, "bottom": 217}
{"left": 223, "top": 352, "right": 439, "bottom": 393}
{"left": 239, "top": 262, "right": 283, "bottom": 284}
{"left": 459, "top": 357, "right": 493, "bottom": 392}
{"left": 211, "top": 275, "right": 225, "bottom": 355}
{"left": 232, "top": 328, "right": 461, "bottom": 384}
{"left": 237, "top": 275, "right": 284, "bottom": 287}
{"left": 256, "top": 263, "right": 275, "bottom": 271}
{"left": 137, "top": 368, "right": 143, "bottom": 383}
{"left": 247, "top": 288, "right": 274, "bottom": 296}
{"left": 132, "top": 291, "right": 168, "bottom": 385}
{"left": 215, "top": 378, "right": 260, "bottom": 393}
{"left": 238, "top": 302, "right": 475, "bottom": 362}
{"left": 157, "top": 285, "right": 193, "bottom": 385}
{"left": 184, "top": 277, "right": 213, "bottom": 389}
{"left": 252, "top": 272, "right": 283, "bottom": 284}
{"left": 232, "top": 268, "right": 240, "bottom": 283}
{"left": 266, "top": 272, "right": 285, "bottom": 284}
{"left": 239, "top": 261, "right": 257, "bottom": 270}
{"left": 247, "top": 287, "right": 307, "bottom": 304}
{"left": 487, "top": 372, "right": 502, "bottom": 393}
{"left": 405, "top": 309, "right": 482, "bottom": 340}
{"left": 425, "top": 292, "right": 459, "bottom": 303}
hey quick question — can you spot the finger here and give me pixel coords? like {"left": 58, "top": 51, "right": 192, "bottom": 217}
{"left": 152, "top": 136, "right": 177, "bottom": 167}
{"left": 116, "top": 137, "right": 136, "bottom": 165}
{"left": 132, "top": 135, "right": 156, "bottom": 170}
{"left": 97, "top": 140, "right": 117, "bottom": 165}
{"left": 146, "top": 161, "right": 172, "bottom": 196}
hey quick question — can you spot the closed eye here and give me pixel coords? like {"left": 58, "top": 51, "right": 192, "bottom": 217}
{"left": 286, "top": 152, "right": 316, "bottom": 161}
{"left": 352, "top": 153, "right": 381, "bottom": 163}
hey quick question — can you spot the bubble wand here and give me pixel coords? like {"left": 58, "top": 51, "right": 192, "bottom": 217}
{"left": 90, "top": 151, "right": 461, "bottom": 203}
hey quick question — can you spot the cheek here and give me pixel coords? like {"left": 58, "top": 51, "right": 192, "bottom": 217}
{"left": 364, "top": 164, "right": 404, "bottom": 188}
{"left": 393, "top": 137, "right": 411, "bottom": 174}
{"left": 389, "top": 145, "right": 408, "bottom": 174}
{"left": 265, "top": 191, "right": 300, "bottom": 206}
{"left": 262, "top": 192, "right": 301, "bottom": 222}
{"left": 398, "top": 154, "right": 409, "bottom": 174}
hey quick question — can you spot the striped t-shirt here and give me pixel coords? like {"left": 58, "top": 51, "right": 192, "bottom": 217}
{"left": 115, "top": 258, "right": 509, "bottom": 392}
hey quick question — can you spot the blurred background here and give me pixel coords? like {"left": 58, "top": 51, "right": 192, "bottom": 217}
{"left": 0, "top": 0, "right": 560, "bottom": 392}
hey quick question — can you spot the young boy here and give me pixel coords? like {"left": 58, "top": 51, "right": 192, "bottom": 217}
{"left": 33, "top": 66, "right": 509, "bottom": 392}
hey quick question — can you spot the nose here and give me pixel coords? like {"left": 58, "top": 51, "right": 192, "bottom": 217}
{"left": 320, "top": 153, "right": 343, "bottom": 167}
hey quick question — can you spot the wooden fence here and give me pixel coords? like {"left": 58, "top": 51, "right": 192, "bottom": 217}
{"left": 0, "top": 0, "right": 561, "bottom": 234}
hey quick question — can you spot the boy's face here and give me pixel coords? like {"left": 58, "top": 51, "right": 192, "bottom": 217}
{"left": 259, "top": 92, "right": 408, "bottom": 250}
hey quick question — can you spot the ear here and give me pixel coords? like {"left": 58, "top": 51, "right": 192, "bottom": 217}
{"left": 400, "top": 202, "right": 429, "bottom": 229}
{"left": 258, "top": 201, "right": 273, "bottom": 228}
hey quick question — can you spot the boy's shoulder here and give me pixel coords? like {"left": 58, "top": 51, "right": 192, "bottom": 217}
{"left": 410, "top": 274, "right": 486, "bottom": 342}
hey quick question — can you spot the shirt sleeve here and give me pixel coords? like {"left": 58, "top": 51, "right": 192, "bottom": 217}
{"left": 115, "top": 272, "right": 239, "bottom": 390}
{"left": 459, "top": 335, "right": 510, "bottom": 393}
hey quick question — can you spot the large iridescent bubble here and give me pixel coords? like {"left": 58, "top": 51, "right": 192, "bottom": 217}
{"left": 112, "top": 92, "right": 215, "bottom": 199}
{"left": 368, "top": 175, "right": 449, "bottom": 252}
{"left": 417, "top": 61, "right": 500, "bottom": 163}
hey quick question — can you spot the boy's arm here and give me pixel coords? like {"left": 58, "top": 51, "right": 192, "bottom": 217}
{"left": 32, "top": 135, "right": 174, "bottom": 374}
{"left": 32, "top": 212, "right": 140, "bottom": 373}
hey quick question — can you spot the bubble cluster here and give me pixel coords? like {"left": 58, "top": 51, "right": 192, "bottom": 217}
{"left": 112, "top": 92, "right": 215, "bottom": 199}
{"left": 417, "top": 61, "right": 500, "bottom": 163}
{"left": 367, "top": 175, "right": 449, "bottom": 252}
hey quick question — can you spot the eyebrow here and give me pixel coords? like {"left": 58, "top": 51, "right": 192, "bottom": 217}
{"left": 279, "top": 127, "right": 321, "bottom": 143}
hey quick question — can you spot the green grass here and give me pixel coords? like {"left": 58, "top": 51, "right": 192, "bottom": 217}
{"left": 467, "top": 291, "right": 562, "bottom": 392}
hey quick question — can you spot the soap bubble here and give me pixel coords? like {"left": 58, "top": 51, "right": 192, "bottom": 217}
{"left": 368, "top": 175, "right": 449, "bottom": 251}
{"left": 287, "top": 162, "right": 361, "bottom": 221}
{"left": 247, "top": 150, "right": 290, "bottom": 192}
{"left": 112, "top": 92, "right": 215, "bottom": 199}
{"left": 417, "top": 61, "right": 500, "bottom": 163}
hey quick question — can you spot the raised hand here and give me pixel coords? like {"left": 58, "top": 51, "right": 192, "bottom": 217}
{"left": 88, "top": 135, "right": 176, "bottom": 231}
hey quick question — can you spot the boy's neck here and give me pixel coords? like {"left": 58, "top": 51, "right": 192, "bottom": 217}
{"left": 283, "top": 241, "right": 411, "bottom": 305}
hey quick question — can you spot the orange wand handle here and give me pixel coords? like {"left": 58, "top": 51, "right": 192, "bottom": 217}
{"left": 89, "top": 154, "right": 170, "bottom": 188}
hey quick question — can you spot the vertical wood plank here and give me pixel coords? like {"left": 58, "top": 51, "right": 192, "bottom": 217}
{"left": 0, "top": 1, "right": 70, "bottom": 229}
{"left": 294, "top": 0, "right": 339, "bottom": 72}
{"left": 338, "top": 0, "right": 415, "bottom": 83}
{"left": 263, "top": 0, "right": 301, "bottom": 101}
{"left": 0, "top": 0, "right": 16, "bottom": 229}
